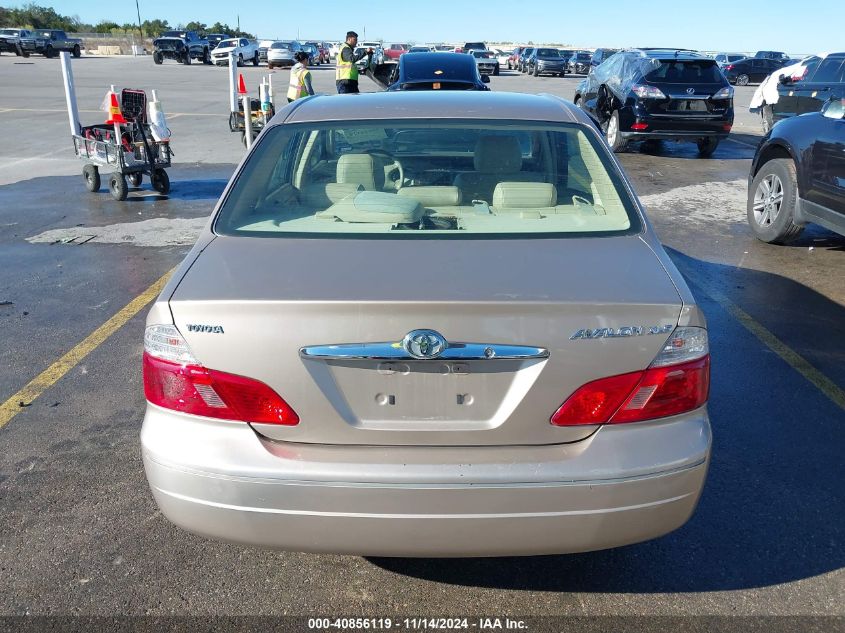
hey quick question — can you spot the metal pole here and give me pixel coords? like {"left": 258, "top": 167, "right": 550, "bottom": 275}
{"left": 228, "top": 52, "right": 237, "bottom": 112}
{"left": 242, "top": 95, "right": 253, "bottom": 149}
{"left": 267, "top": 74, "right": 274, "bottom": 108}
{"left": 60, "top": 52, "right": 81, "bottom": 137}
{"left": 135, "top": 0, "right": 143, "bottom": 39}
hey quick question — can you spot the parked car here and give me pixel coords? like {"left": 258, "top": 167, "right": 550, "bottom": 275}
{"left": 713, "top": 52, "right": 745, "bottom": 68}
{"left": 141, "top": 89, "right": 712, "bottom": 557}
{"left": 517, "top": 47, "right": 535, "bottom": 72}
{"left": 574, "top": 48, "right": 734, "bottom": 154}
{"left": 492, "top": 48, "right": 511, "bottom": 68}
{"left": 305, "top": 41, "right": 330, "bottom": 64}
{"left": 327, "top": 41, "right": 342, "bottom": 59}
{"left": 590, "top": 47, "right": 618, "bottom": 70}
{"left": 723, "top": 57, "right": 789, "bottom": 85}
{"left": 211, "top": 37, "right": 258, "bottom": 66}
{"left": 749, "top": 55, "right": 825, "bottom": 133}
{"left": 771, "top": 53, "right": 845, "bottom": 125}
{"left": 153, "top": 30, "right": 209, "bottom": 64}
{"left": 408, "top": 45, "right": 435, "bottom": 53}
{"left": 0, "top": 28, "right": 30, "bottom": 56}
{"left": 359, "top": 41, "right": 385, "bottom": 64}
{"left": 463, "top": 41, "right": 486, "bottom": 53}
{"left": 266, "top": 40, "right": 301, "bottom": 69}
{"left": 570, "top": 50, "right": 593, "bottom": 74}
{"left": 747, "top": 98, "right": 845, "bottom": 243}
{"left": 434, "top": 44, "right": 461, "bottom": 53}
{"left": 20, "top": 29, "right": 82, "bottom": 58}
{"left": 507, "top": 46, "right": 523, "bottom": 70}
{"left": 257, "top": 39, "right": 275, "bottom": 63}
{"left": 528, "top": 47, "right": 567, "bottom": 77}
{"left": 369, "top": 52, "right": 490, "bottom": 91}
{"left": 206, "top": 33, "right": 230, "bottom": 50}
{"left": 470, "top": 49, "right": 500, "bottom": 75}
{"left": 385, "top": 43, "right": 408, "bottom": 60}
{"left": 755, "top": 50, "right": 790, "bottom": 62}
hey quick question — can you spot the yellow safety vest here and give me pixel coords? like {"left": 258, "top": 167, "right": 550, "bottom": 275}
{"left": 335, "top": 42, "right": 359, "bottom": 81}
{"left": 287, "top": 64, "right": 310, "bottom": 100}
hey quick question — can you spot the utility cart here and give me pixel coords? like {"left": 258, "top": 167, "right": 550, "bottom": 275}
{"left": 72, "top": 88, "right": 172, "bottom": 201}
{"left": 229, "top": 97, "right": 274, "bottom": 148}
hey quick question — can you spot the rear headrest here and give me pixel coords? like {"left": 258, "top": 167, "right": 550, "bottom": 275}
{"left": 337, "top": 153, "right": 385, "bottom": 191}
{"left": 474, "top": 136, "right": 523, "bottom": 173}
{"left": 492, "top": 182, "right": 557, "bottom": 209}
{"left": 397, "top": 186, "right": 462, "bottom": 207}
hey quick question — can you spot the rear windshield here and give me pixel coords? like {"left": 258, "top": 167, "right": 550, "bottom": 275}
{"left": 271, "top": 42, "right": 293, "bottom": 50}
{"left": 216, "top": 39, "right": 237, "bottom": 48}
{"left": 645, "top": 60, "right": 723, "bottom": 83}
{"left": 214, "top": 121, "right": 638, "bottom": 239}
{"left": 536, "top": 49, "right": 560, "bottom": 57}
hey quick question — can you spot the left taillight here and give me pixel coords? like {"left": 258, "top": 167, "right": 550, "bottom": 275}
{"left": 551, "top": 327, "right": 710, "bottom": 426}
{"left": 143, "top": 324, "right": 299, "bottom": 425}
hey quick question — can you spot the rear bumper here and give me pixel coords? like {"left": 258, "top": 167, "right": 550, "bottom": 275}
{"left": 142, "top": 406, "right": 711, "bottom": 557}
{"left": 621, "top": 131, "right": 731, "bottom": 141}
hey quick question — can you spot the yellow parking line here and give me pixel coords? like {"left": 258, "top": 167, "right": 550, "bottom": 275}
{"left": 0, "top": 268, "right": 175, "bottom": 430}
{"left": 681, "top": 266, "right": 845, "bottom": 410}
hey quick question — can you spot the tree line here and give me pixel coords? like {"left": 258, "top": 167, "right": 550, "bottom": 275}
{"left": 0, "top": 3, "right": 255, "bottom": 38}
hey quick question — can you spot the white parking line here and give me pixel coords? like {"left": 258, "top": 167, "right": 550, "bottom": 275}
{"left": 0, "top": 108, "right": 225, "bottom": 117}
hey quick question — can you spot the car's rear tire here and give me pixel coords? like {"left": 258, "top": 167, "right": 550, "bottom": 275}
{"left": 108, "top": 173, "right": 128, "bottom": 201}
{"left": 72, "top": 44, "right": 81, "bottom": 58}
{"left": 203, "top": 48, "right": 211, "bottom": 64}
{"left": 253, "top": 52, "right": 259, "bottom": 66}
{"left": 183, "top": 51, "right": 191, "bottom": 65}
{"left": 82, "top": 165, "right": 100, "bottom": 192}
{"left": 237, "top": 54, "right": 243, "bottom": 67}
{"left": 736, "top": 74, "right": 749, "bottom": 86}
{"left": 533, "top": 65, "right": 539, "bottom": 76}
{"left": 44, "top": 45, "right": 54, "bottom": 58}
{"left": 153, "top": 51, "right": 163, "bottom": 64}
{"left": 696, "top": 137, "right": 719, "bottom": 157}
{"left": 747, "top": 158, "right": 803, "bottom": 244}
{"left": 605, "top": 110, "right": 627, "bottom": 152}
{"left": 761, "top": 105, "right": 774, "bottom": 134}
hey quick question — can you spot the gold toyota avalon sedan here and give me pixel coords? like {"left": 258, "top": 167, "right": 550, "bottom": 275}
{"left": 141, "top": 91, "right": 711, "bottom": 557}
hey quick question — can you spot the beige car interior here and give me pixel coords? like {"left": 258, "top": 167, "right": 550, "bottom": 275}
{"left": 230, "top": 128, "right": 632, "bottom": 233}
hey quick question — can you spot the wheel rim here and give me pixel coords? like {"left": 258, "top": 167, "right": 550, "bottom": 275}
{"left": 607, "top": 114, "right": 618, "bottom": 145}
{"left": 738, "top": 75, "right": 748, "bottom": 86}
{"left": 753, "top": 174, "right": 784, "bottom": 227}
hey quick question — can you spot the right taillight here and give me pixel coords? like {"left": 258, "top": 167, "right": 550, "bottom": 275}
{"left": 724, "top": 64, "right": 734, "bottom": 71}
{"left": 551, "top": 327, "right": 710, "bottom": 426}
{"left": 143, "top": 324, "right": 299, "bottom": 425}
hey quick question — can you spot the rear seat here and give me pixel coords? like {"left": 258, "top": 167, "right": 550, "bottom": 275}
{"left": 490, "top": 182, "right": 601, "bottom": 216}
{"left": 453, "top": 136, "right": 544, "bottom": 204}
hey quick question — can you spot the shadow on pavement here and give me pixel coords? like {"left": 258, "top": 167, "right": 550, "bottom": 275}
{"left": 369, "top": 250, "right": 845, "bottom": 593}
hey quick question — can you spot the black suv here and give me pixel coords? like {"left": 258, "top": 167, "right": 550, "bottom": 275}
{"left": 528, "top": 48, "right": 567, "bottom": 77}
{"left": 770, "top": 53, "right": 845, "bottom": 126}
{"left": 574, "top": 49, "right": 734, "bottom": 155}
{"left": 571, "top": 51, "right": 592, "bottom": 74}
{"left": 367, "top": 52, "right": 491, "bottom": 91}
{"left": 747, "top": 98, "right": 845, "bottom": 243}
{"left": 723, "top": 57, "right": 788, "bottom": 85}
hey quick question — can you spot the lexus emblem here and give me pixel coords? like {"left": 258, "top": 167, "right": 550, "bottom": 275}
{"left": 402, "top": 329, "right": 447, "bottom": 359}
{"left": 686, "top": 87, "right": 695, "bottom": 95}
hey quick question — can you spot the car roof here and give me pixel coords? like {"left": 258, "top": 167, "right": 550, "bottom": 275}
{"left": 279, "top": 91, "right": 584, "bottom": 125}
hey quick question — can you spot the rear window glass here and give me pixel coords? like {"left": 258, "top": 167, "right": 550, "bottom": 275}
{"left": 809, "top": 57, "right": 845, "bottom": 83}
{"left": 536, "top": 49, "right": 560, "bottom": 57}
{"left": 214, "top": 121, "right": 638, "bottom": 239}
{"left": 403, "top": 58, "right": 475, "bottom": 80}
{"left": 271, "top": 42, "right": 292, "bottom": 49}
{"left": 646, "top": 60, "right": 723, "bottom": 83}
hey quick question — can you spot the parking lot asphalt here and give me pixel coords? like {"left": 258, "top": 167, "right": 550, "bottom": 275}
{"left": 0, "top": 55, "right": 843, "bottom": 620}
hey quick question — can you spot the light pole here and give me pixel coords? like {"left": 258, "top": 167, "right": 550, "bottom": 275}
{"left": 135, "top": 0, "right": 143, "bottom": 37}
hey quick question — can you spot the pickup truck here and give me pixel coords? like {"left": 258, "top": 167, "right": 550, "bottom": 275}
{"left": 0, "top": 28, "right": 31, "bottom": 56}
{"left": 211, "top": 37, "right": 259, "bottom": 66}
{"left": 20, "top": 29, "right": 82, "bottom": 58}
{"left": 155, "top": 30, "right": 210, "bottom": 64}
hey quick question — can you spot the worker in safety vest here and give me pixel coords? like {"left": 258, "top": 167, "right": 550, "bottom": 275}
{"left": 287, "top": 51, "right": 315, "bottom": 102}
{"left": 336, "top": 31, "right": 373, "bottom": 94}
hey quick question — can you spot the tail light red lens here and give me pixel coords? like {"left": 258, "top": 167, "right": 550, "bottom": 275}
{"left": 631, "top": 122, "right": 649, "bottom": 130}
{"left": 143, "top": 352, "right": 299, "bottom": 425}
{"left": 551, "top": 356, "right": 710, "bottom": 426}
{"left": 725, "top": 64, "right": 734, "bottom": 71}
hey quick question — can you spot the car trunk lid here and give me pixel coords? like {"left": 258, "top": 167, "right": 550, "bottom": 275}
{"left": 168, "top": 235, "right": 683, "bottom": 446}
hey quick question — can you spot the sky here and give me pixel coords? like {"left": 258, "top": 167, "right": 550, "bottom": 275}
{"left": 27, "top": 0, "right": 844, "bottom": 54}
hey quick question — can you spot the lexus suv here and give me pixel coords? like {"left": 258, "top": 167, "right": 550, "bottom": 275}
{"left": 575, "top": 49, "right": 734, "bottom": 155}
{"left": 141, "top": 91, "right": 711, "bottom": 557}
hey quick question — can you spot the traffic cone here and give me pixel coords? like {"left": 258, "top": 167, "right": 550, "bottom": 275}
{"left": 237, "top": 74, "right": 247, "bottom": 95}
{"left": 105, "top": 91, "right": 126, "bottom": 125}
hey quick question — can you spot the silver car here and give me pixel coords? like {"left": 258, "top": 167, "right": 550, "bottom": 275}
{"left": 266, "top": 40, "right": 300, "bottom": 69}
{"left": 142, "top": 92, "right": 712, "bottom": 557}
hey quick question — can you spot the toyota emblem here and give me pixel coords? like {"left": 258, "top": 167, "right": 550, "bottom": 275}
{"left": 402, "top": 330, "right": 447, "bottom": 359}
